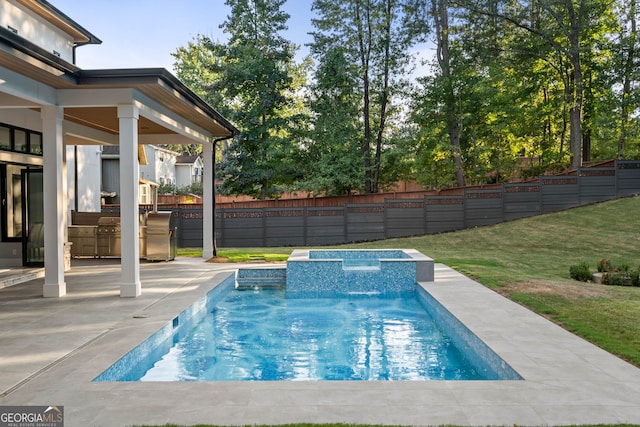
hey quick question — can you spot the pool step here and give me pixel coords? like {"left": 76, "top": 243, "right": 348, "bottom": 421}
{"left": 235, "top": 267, "right": 287, "bottom": 289}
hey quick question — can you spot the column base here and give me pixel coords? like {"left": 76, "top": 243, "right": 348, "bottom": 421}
{"left": 202, "top": 248, "right": 214, "bottom": 259}
{"left": 120, "top": 282, "right": 141, "bottom": 298}
{"left": 43, "top": 282, "right": 66, "bottom": 298}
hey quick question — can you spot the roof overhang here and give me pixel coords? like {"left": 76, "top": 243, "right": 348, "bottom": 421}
{"left": 0, "top": 17, "right": 238, "bottom": 144}
{"left": 15, "top": 0, "right": 101, "bottom": 46}
{"left": 72, "top": 69, "right": 238, "bottom": 139}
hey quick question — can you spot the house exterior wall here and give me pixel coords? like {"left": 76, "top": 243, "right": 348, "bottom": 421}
{"left": 1, "top": 0, "right": 75, "bottom": 63}
{"left": 175, "top": 164, "right": 190, "bottom": 188}
{"left": 154, "top": 147, "right": 176, "bottom": 186}
{"left": 66, "top": 145, "right": 101, "bottom": 214}
{"left": 138, "top": 145, "right": 156, "bottom": 182}
{"left": 175, "top": 158, "right": 203, "bottom": 188}
{"left": 102, "top": 158, "right": 119, "bottom": 203}
{"left": 138, "top": 145, "right": 178, "bottom": 186}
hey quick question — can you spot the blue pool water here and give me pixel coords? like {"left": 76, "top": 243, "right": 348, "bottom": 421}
{"left": 94, "top": 275, "right": 521, "bottom": 382}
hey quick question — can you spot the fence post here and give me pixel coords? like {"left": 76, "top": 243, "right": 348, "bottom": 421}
{"left": 262, "top": 208, "right": 267, "bottom": 247}
{"left": 217, "top": 208, "right": 224, "bottom": 248}
{"left": 303, "top": 206, "right": 308, "bottom": 246}
{"left": 175, "top": 207, "right": 182, "bottom": 248}
{"left": 343, "top": 205, "right": 348, "bottom": 243}
{"left": 383, "top": 199, "right": 389, "bottom": 239}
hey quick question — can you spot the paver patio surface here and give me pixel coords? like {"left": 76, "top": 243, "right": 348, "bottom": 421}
{"left": 1, "top": 258, "right": 639, "bottom": 427}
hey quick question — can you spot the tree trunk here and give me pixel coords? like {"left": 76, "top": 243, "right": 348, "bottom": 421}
{"left": 373, "top": 0, "right": 393, "bottom": 193}
{"left": 433, "top": 0, "right": 466, "bottom": 187}
{"left": 260, "top": 113, "right": 268, "bottom": 199}
{"left": 619, "top": 0, "right": 637, "bottom": 157}
{"left": 356, "top": 0, "right": 374, "bottom": 193}
{"left": 566, "top": 0, "right": 584, "bottom": 169}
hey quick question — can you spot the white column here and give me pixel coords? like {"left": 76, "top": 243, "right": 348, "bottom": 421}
{"left": 41, "top": 105, "right": 66, "bottom": 297}
{"left": 118, "top": 104, "right": 141, "bottom": 297}
{"left": 202, "top": 141, "right": 214, "bottom": 259}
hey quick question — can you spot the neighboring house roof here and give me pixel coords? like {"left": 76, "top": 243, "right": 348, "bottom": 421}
{"left": 101, "top": 145, "right": 149, "bottom": 165}
{"left": 101, "top": 146, "right": 119, "bottom": 156}
{"left": 176, "top": 155, "right": 201, "bottom": 165}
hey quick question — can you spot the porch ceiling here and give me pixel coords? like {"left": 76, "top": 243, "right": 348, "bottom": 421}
{"left": 63, "top": 107, "right": 172, "bottom": 136}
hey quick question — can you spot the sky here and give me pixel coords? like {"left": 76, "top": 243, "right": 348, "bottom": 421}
{"left": 51, "top": 0, "right": 315, "bottom": 72}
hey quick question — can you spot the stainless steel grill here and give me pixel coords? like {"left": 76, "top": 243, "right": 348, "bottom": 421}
{"left": 69, "top": 212, "right": 172, "bottom": 261}
{"left": 96, "top": 217, "right": 121, "bottom": 257}
{"left": 68, "top": 225, "right": 97, "bottom": 257}
{"left": 146, "top": 212, "right": 176, "bottom": 261}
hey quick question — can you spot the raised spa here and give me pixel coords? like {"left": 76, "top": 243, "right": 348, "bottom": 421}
{"left": 286, "top": 249, "right": 434, "bottom": 297}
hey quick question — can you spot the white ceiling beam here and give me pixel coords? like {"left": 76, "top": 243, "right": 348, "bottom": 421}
{"left": 55, "top": 88, "right": 136, "bottom": 107}
{"left": 0, "top": 107, "right": 43, "bottom": 130}
{"left": 138, "top": 134, "right": 197, "bottom": 145}
{"left": 63, "top": 120, "right": 118, "bottom": 145}
{"left": 0, "top": 65, "right": 57, "bottom": 105}
{"left": 133, "top": 93, "right": 212, "bottom": 144}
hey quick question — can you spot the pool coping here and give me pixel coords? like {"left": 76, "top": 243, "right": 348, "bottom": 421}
{"left": 1, "top": 260, "right": 639, "bottom": 426}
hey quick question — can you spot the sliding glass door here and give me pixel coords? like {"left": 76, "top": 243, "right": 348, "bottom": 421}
{"left": 21, "top": 168, "right": 44, "bottom": 267}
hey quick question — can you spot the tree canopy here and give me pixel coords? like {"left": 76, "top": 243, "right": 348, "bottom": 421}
{"left": 172, "top": 0, "right": 639, "bottom": 197}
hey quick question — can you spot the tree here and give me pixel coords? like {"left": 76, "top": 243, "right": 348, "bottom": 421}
{"left": 209, "top": 0, "right": 303, "bottom": 199}
{"left": 302, "top": 47, "right": 364, "bottom": 195}
{"left": 310, "top": 0, "right": 423, "bottom": 193}
{"left": 431, "top": 0, "right": 466, "bottom": 186}
{"left": 455, "top": 0, "right": 617, "bottom": 169}
{"left": 614, "top": 0, "right": 640, "bottom": 157}
{"left": 171, "top": 35, "right": 231, "bottom": 157}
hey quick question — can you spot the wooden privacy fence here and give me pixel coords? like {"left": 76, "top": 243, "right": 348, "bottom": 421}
{"left": 109, "top": 161, "right": 640, "bottom": 248}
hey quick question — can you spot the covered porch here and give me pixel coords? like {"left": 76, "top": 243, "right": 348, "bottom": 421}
{"left": 1, "top": 35, "right": 236, "bottom": 298}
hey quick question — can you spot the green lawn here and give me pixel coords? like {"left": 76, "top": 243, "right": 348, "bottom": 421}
{"left": 347, "top": 196, "right": 640, "bottom": 366}
{"left": 180, "top": 195, "right": 640, "bottom": 368}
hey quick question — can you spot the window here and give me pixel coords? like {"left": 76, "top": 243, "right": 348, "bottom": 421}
{"left": 0, "top": 123, "right": 42, "bottom": 155}
{"left": 0, "top": 127, "right": 10, "bottom": 150}
{"left": 1, "top": 164, "right": 24, "bottom": 240}
{"left": 29, "top": 133, "right": 42, "bottom": 155}
{"left": 139, "top": 185, "right": 150, "bottom": 204}
{"left": 15, "top": 130, "right": 27, "bottom": 153}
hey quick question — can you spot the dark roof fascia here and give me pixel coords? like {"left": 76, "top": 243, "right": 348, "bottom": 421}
{"left": 0, "top": 26, "right": 81, "bottom": 77}
{"left": 32, "top": 0, "right": 102, "bottom": 45}
{"left": 101, "top": 146, "right": 120, "bottom": 156}
{"left": 176, "top": 155, "right": 200, "bottom": 164}
{"left": 76, "top": 68, "right": 239, "bottom": 137}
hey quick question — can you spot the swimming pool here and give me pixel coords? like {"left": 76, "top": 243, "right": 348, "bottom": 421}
{"left": 94, "top": 275, "right": 521, "bottom": 382}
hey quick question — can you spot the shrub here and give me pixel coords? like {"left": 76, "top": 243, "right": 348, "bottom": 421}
{"left": 632, "top": 270, "right": 640, "bottom": 287}
{"left": 597, "top": 259, "right": 640, "bottom": 286}
{"left": 604, "top": 271, "right": 632, "bottom": 286}
{"left": 598, "top": 258, "right": 613, "bottom": 272}
{"left": 570, "top": 262, "right": 592, "bottom": 282}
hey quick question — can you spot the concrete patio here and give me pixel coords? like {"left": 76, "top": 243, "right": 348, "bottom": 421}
{"left": 1, "top": 257, "right": 639, "bottom": 427}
